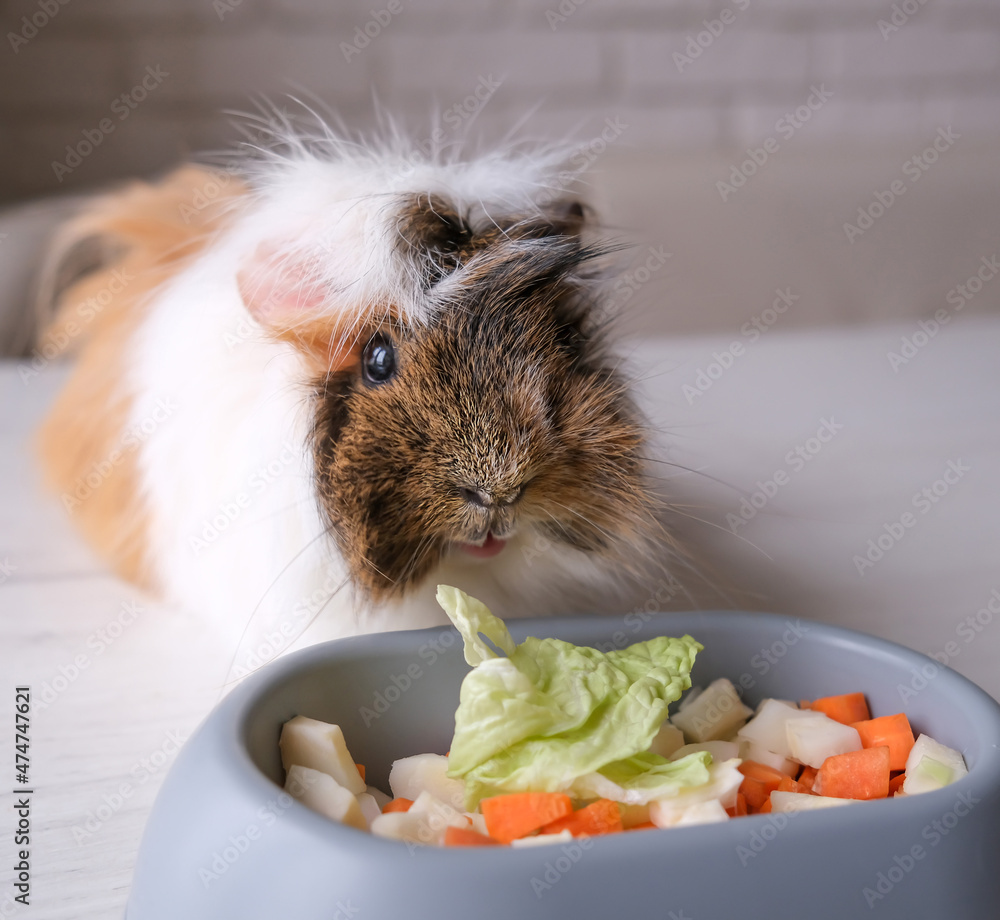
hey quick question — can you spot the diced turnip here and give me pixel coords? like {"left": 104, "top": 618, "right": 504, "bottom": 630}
{"left": 619, "top": 802, "right": 651, "bottom": 828}
{"left": 370, "top": 811, "right": 433, "bottom": 844}
{"left": 356, "top": 792, "right": 382, "bottom": 826}
{"left": 737, "top": 700, "right": 819, "bottom": 760}
{"left": 284, "top": 764, "right": 367, "bottom": 830}
{"left": 785, "top": 714, "right": 862, "bottom": 768}
{"left": 678, "top": 686, "right": 703, "bottom": 711}
{"left": 670, "top": 679, "right": 754, "bottom": 743}
{"left": 649, "top": 758, "right": 744, "bottom": 826}
{"left": 904, "top": 734, "right": 967, "bottom": 784}
{"left": 648, "top": 722, "right": 686, "bottom": 758}
{"left": 902, "top": 735, "right": 968, "bottom": 796}
{"left": 670, "top": 741, "right": 740, "bottom": 763}
{"left": 510, "top": 830, "right": 573, "bottom": 848}
{"left": 407, "top": 791, "right": 469, "bottom": 841}
{"left": 365, "top": 785, "right": 392, "bottom": 810}
{"left": 770, "top": 791, "right": 858, "bottom": 814}
{"left": 466, "top": 811, "right": 489, "bottom": 835}
{"left": 388, "top": 753, "right": 466, "bottom": 810}
{"left": 660, "top": 799, "right": 729, "bottom": 828}
{"left": 738, "top": 739, "right": 799, "bottom": 776}
{"left": 279, "top": 716, "right": 366, "bottom": 794}
{"left": 756, "top": 698, "right": 798, "bottom": 714}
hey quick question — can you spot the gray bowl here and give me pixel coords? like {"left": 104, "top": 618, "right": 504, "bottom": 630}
{"left": 126, "top": 611, "right": 1000, "bottom": 920}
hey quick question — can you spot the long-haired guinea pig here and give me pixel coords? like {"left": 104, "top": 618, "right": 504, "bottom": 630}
{"left": 36, "top": 127, "right": 685, "bottom": 647}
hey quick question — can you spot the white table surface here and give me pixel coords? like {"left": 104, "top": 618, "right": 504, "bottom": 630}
{"left": 2, "top": 316, "right": 999, "bottom": 918}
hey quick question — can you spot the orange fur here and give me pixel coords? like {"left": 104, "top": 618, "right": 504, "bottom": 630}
{"left": 37, "top": 166, "right": 247, "bottom": 588}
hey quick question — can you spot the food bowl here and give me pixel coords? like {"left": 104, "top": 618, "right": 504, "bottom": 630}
{"left": 126, "top": 611, "right": 1000, "bottom": 920}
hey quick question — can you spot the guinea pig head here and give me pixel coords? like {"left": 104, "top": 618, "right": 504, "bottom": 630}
{"left": 240, "top": 193, "right": 660, "bottom": 602}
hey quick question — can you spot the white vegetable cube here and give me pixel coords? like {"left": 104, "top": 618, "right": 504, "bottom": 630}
{"left": 737, "top": 699, "right": 820, "bottom": 760}
{"left": 670, "top": 679, "right": 754, "bottom": 743}
{"left": 738, "top": 739, "right": 799, "bottom": 776}
{"left": 279, "top": 716, "right": 366, "bottom": 794}
{"left": 365, "top": 785, "right": 392, "bottom": 811}
{"left": 670, "top": 741, "right": 740, "bottom": 763}
{"left": 669, "top": 800, "right": 730, "bottom": 828}
{"left": 285, "top": 765, "right": 367, "bottom": 830}
{"left": 648, "top": 722, "right": 686, "bottom": 758}
{"left": 355, "top": 792, "right": 383, "bottom": 826}
{"left": 407, "top": 791, "right": 469, "bottom": 841}
{"left": 903, "top": 734, "right": 968, "bottom": 795}
{"left": 649, "top": 758, "right": 744, "bottom": 827}
{"left": 388, "top": 753, "right": 466, "bottom": 811}
{"left": 510, "top": 830, "right": 573, "bottom": 848}
{"left": 769, "top": 791, "right": 857, "bottom": 814}
{"left": 785, "top": 713, "right": 862, "bottom": 768}
{"left": 370, "top": 811, "right": 435, "bottom": 845}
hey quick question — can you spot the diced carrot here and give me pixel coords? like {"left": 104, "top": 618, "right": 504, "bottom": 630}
{"left": 851, "top": 713, "right": 915, "bottom": 772}
{"left": 807, "top": 693, "right": 870, "bottom": 725}
{"left": 888, "top": 772, "right": 906, "bottom": 796}
{"left": 355, "top": 763, "right": 366, "bottom": 783}
{"left": 814, "top": 746, "right": 890, "bottom": 800}
{"left": 776, "top": 775, "right": 808, "bottom": 795}
{"left": 541, "top": 800, "right": 623, "bottom": 837}
{"left": 481, "top": 792, "right": 574, "bottom": 844}
{"left": 726, "top": 792, "right": 748, "bottom": 817}
{"left": 382, "top": 798, "right": 413, "bottom": 814}
{"left": 627, "top": 821, "right": 658, "bottom": 831}
{"left": 444, "top": 826, "right": 501, "bottom": 846}
{"left": 797, "top": 766, "right": 818, "bottom": 792}
{"left": 738, "top": 760, "right": 786, "bottom": 812}
{"left": 758, "top": 797, "right": 773, "bottom": 814}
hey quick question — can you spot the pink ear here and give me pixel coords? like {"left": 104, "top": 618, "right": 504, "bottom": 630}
{"left": 236, "top": 243, "right": 356, "bottom": 372}
{"left": 236, "top": 243, "right": 330, "bottom": 323}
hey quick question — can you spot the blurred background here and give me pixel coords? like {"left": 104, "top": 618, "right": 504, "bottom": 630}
{"left": 1, "top": 0, "right": 999, "bottom": 347}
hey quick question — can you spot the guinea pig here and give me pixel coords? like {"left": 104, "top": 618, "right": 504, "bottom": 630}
{"left": 36, "top": 126, "right": 684, "bottom": 656}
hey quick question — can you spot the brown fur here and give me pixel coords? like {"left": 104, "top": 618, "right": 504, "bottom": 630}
{"left": 37, "top": 166, "right": 247, "bottom": 588}
{"left": 311, "top": 219, "right": 661, "bottom": 601}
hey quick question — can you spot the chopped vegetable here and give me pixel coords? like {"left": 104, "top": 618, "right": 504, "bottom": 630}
{"left": 785, "top": 713, "right": 862, "bottom": 768}
{"left": 284, "top": 765, "right": 367, "bottom": 830}
{"left": 670, "top": 678, "right": 753, "bottom": 742}
{"left": 769, "top": 791, "right": 856, "bottom": 813}
{"left": 437, "top": 585, "right": 703, "bottom": 808}
{"left": 382, "top": 797, "right": 413, "bottom": 813}
{"left": 813, "top": 746, "right": 891, "bottom": 800}
{"left": 279, "top": 716, "right": 367, "bottom": 795}
{"left": 737, "top": 760, "right": 787, "bottom": 812}
{"left": 851, "top": 713, "right": 915, "bottom": 772}
{"left": 806, "top": 692, "right": 871, "bottom": 725}
{"left": 540, "top": 799, "right": 623, "bottom": 837}
{"left": 480, "top": 792, "right": 574, "bottom": 843}
{"left": 444, "top": 826, "right": 499, "bottom": 846}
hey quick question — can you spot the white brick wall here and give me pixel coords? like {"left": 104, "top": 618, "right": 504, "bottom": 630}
{"left": 0, "top": 0, "right": 998, "bottom": 200}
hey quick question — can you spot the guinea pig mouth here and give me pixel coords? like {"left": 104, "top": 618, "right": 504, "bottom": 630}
{"left": 457, "top": 532, "right": 507, "bottom": 559}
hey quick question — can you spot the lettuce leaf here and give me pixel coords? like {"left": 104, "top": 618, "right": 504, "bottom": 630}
{"left": 435, "top": 585, "right": 705, "bottom": 808}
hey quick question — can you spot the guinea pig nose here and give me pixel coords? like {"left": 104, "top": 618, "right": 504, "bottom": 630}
{"left": 458, "top": 486, "right": 492, "bottom": 508}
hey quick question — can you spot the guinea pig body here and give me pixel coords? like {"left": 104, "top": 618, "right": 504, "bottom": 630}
{"left": 38, "top": 134, "right": 673, "bottom": 650}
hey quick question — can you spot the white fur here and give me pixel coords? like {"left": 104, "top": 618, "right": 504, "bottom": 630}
{"left": 123, "top": 141, "right": 647, "bottom": 674}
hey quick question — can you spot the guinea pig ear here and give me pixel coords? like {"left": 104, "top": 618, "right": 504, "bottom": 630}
{"left": 236, "top": 243, "right": 360, "bottom": 373}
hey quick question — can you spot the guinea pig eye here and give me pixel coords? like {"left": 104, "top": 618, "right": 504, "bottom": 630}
{"left": 361, "top": 332, "right": 397, "bottom": 386}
